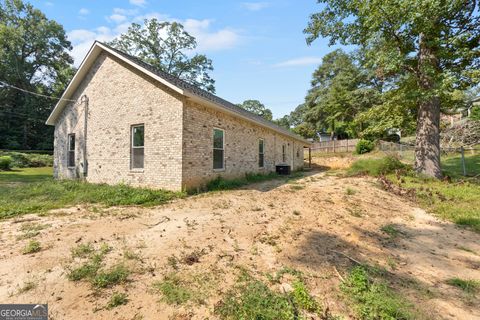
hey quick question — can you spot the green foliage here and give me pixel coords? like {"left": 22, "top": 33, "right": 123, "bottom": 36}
{"left": 107, "top": 292, "right": 128, "bottom": 309}
{"left": 470, "top": 106, "right": 480, "bottom": 121}
{"left": 0, "top": 0, "right": 74, "bottom": 150}
{"left": 0, "top": 168, "right": 184, "bottom": 219}
{"left": 71, "top": 243, "right": 95, "bottom": 258}
{"left": 292, "top": 122, "right": 317, "bottom": 139}
{"left": 206, "top": 172, "right": 280, "bottom": 191}
{"left": 153, "top": 274, "right": 195, "bottom": 305}
{"left": 355, "top": 140, "right": 375, "bottom": 154}
{"left": 446, "top": 278, "right": 479, "bottom": 294}
{"left": 348, "top": 156, "right": 408, "bottom": 177}
{"left": 153, "top": 272, "right": 215, "bottom": 305}
{"left": 109, "top": 19, "right": 215, "bottom": 93}
{"left": 237, "top": 100, "right": 273, "bottom": 121}
{"left": 380, "top": 224, "right": 401, "bottom": 238}
{"left": 22, "top": 240, "right": 41, "bottom": 254}
{"left": 0, "top": 156, "right": 12, "bottom": 171}
{"left": 215, "top": 270, "right": 321, "bottom": 320}
{"left": 341, "top": 266, "right": 414, "bottom": 320}
{"left": 93, "top": 264, "right": 130, "bottom": 288}
{"left": 0, "top": 152, "right": 53, "bottom": 168}
{"left": 304, "top": 50, "right": 381, "bottom": 139}
{"left": 291, "top": 280, "right": 321, "bottom": 313}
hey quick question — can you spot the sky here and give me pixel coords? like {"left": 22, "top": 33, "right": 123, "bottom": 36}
{"left": 32, "top": 0, "right": 339, "bottom": 118}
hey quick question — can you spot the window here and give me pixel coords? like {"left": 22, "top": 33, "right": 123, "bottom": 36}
{"left": 258, "top": 139, "right": 265, "bottom": 168}
{"left": 131, "top": 125, "right": 144, "bottom": 169}
{"left": 297, "top": 148, "right": 300, "bottom": 158}
{"left": 282, "top": 144, "right": 286, "bottom": 163}
{"left": 67, "top": 134, "right": 75, "bottom": 167}
{"left": 213, "top": 128, "right": 224, "bottom": 170}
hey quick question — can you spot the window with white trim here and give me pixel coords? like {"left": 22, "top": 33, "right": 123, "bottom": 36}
{"left": 213, "top": 128, "right": 224, "bottom": 170}
{"left": 282, "top": 144, "right": 286, "bottom": 163}
{"left": 131, "top": 124, "right": 144, "bottom": 169}
{"left": 258, "top": 139, "right": 265, "bottom": 168}
{"left": 67, "top": 133, "right": 75, "bottom": 167}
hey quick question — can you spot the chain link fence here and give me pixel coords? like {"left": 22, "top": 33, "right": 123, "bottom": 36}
{"left": 378, "top": 140, "right": 480, "bottom": 177}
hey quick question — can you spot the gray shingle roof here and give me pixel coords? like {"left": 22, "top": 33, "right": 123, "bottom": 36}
{"left": 98, "top": 41, "right": 309, "bottom": 144}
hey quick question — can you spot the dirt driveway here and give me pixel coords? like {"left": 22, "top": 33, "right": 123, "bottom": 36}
{"left": 0, "top": 171, "right": 479, "bottom": 319}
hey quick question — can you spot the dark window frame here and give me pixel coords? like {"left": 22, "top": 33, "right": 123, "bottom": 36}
{"left": 67, "top": 133, "right": 75, "bottom": 168}
{"left": 282, "top": 144, "right": 286, "bottom": 163}
{"left": 131, "top": 124, "right": 145, "bottom": 170}
{"left": 213, "top": 128, "right": 225, "bottom": 171}
{"left": 258, "top": 139, "right": 265, "bottom": 168}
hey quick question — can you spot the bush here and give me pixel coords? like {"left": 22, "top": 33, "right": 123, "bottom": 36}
{"left": 348, "top": 156, "right": 409, "bottom": 177}
{"left": 356, "top": 139, "right": 375, "bottom": 154}
{"left": 0, "top": 152, "right": 53, "bottom": 168}
{"left": 0, "top": 156, "right": 13, "bottom": 170}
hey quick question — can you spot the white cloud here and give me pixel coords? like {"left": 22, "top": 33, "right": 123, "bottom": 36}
{"left": 274, "top": 57, "right": 324, "bottom": 67}
{"left": 129, "top": 0, "right": 147, "bottom": 7}
{"left": 184, "top": 19, "right": 240, "bottom": 52}
{"left": 108, "top": 14, "right": 127, "bottom": 23}
{"left": 241, "top": 2, "right": 270, "bottom": 11}
{"left": 45, "top": 1, "right": 53, "bottom": 6}
{"left": 68, "top": 10, "right": 241, "bottom": 66}
{"left": 79, "top": 8, "right": 89, "bottom": 15}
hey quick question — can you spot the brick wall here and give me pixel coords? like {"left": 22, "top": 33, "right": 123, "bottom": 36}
{"left": 54, "top": 52, "right": 184, "bottom": 191}
{"left": 181, "top": 100, "right": 306, "bottom": 190}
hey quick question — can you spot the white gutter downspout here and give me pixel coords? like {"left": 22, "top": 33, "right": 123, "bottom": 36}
{"left": 81, "top": 95, "right": 89, "bottom": 177}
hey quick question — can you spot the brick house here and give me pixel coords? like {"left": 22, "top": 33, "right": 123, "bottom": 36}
{"left": 46, "top": 41, "right": 310, "bottom": 191}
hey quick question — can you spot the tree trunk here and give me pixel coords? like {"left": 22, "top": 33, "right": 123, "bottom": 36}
{"left": 415, "top": 33, "right": 442, "bottom": 178}
{"left": 414, "top": 96, "right": 442, "bottom": 178}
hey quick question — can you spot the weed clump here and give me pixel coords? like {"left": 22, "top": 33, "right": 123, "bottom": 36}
{"left": 341, "top": 266, "right": 414, "bottom": 320}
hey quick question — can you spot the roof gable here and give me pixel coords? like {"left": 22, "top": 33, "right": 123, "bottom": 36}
{"left": 46, "top": 41, "right": 310, "bottom": 144}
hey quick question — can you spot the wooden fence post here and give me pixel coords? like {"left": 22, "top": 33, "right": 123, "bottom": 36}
{"left": 461, "top": 146, "right": 466, "bottom": 176}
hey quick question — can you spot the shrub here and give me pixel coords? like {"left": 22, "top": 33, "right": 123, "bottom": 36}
{"left": 356, "top": 139, "right": 375, "bottom": 154}
{"left": 0, "top": 156, "right": 13, "bottom": 171}
{"left": 0, "top": 152, "right": 53, "bottom": 168}
{"left": 107, "top": 292, "right": 128, "bottom": 309}
{"left": 23, "top": 240, "right": 41, "bottom": 254}
{"left": 348, "top": 156, "right": 409, "bottom": 177}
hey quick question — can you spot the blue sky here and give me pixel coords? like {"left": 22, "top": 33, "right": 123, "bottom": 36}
{"left": 32, "top": 0, "right": 337, "bottom": 118}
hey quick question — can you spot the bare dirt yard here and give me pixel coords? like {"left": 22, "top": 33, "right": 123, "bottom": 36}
{"left": 1, "top": 171, "right": 479, "bottom": 319}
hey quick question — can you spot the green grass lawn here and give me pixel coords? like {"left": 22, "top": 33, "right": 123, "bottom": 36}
{"left": 0, "top": 167, "right": 53, "bottom": 184}
{"left": 0, "top": 167, "right": 184, "bottom": 219}
{"left": 345, "top": 153, "right": 480, "bottom": 233}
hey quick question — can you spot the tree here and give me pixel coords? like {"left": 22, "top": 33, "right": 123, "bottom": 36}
{"left": 109, "top": 19, "right": 215, "bottom": 93}
{"left": 304, "top": 49, "right": 381, "bottom": 139}
{"left": 0, "top": 0, "right": 74, "bottom": 149}
{"left": 292, "top": 122, "right": 317, "bottom": 139}
{"left": 237, "top": 100, "right": 273, "bottom": 120}
{"left": 305, "top": 1, "right": 480, "bottom": 178}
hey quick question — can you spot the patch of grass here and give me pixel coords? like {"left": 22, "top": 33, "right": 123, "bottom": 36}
{"left": 345, "top": 187, "right": 357, "bottom": 195}
{"left": 93, "top": 264, "right": 130, "bottom": 288}
{"left": 291, "top": 280, "right": 321, "bottom": 313}
{"left": 290, "top": 184, "right": 305, "bottom": 191}
{"left": 348, "top": 156, "right": 409, "bottom": 177}
{"left": 380, "top": 224, "right": 401, "bottom": 238}
{"left": 107, "top": 292, "right": 128, "bottom": 309}
{"left": 71, "top": 242, "right": 95, "bottom": 258}
{"left": 22, "top": 240, "right": 41, "bottom": 254}
{"left": 390, "top": 174, "right": 480, "bottom": 233}
{"left": 205, "top": 171, "right": 304, "bottom": 192}
{"left": 341, "top": 266, "right": 415, "bottom": 320}
{"left": 17, "top": 222, "right": 50, "bottom": 240}
{"left": 0, "top": 167, "right": 52, "bottom": 184}
{"left": 458, "top": 246, "right": 477, "bottom": 255}
{"left": 215, "top": 269, "right": 321, "bottom": 320}
{"left": 442, "top": 153, "right": 480, "bottom": 178}
{"left": 446, "top": 278, "right": 480, "bottom": 294}
{"left": 67, "top": 254, "right": 103, "bottom": 281}
{"left": 153, "top": 271, "right": 216, "bottom": 305}
{"left": 123, "top": 249, "right": 141, "bottom": 261}
{"left": 0, "top": 168, "right": 185, "bottom": 219}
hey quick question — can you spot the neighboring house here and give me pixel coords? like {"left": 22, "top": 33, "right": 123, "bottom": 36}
{"left": 46, "top": 41, "right": 310, "bottom": 191}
